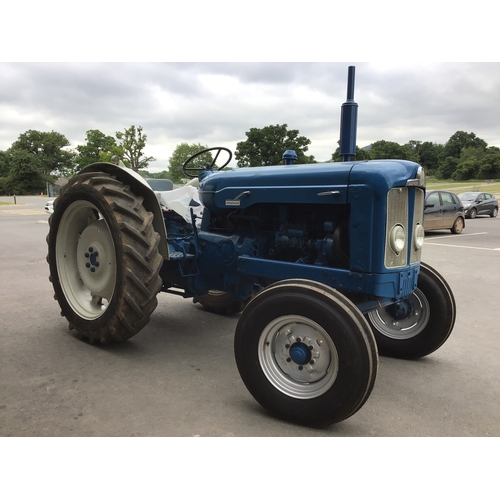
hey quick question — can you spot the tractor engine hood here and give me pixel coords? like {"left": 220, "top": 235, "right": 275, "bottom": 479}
{"left": 198, "top": 160, "right": 422, "bottom": 213}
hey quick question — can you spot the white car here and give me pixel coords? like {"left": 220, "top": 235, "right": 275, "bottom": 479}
{"left": 45, "top": 200, "right": 54, "bottom": 214}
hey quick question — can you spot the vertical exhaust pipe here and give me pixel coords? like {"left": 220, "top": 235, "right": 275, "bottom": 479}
{"left": 339, "top": 66, "right": 358, "bottom": 162}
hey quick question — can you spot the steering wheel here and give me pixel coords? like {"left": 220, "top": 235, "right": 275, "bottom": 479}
{"left": 182, "top": 147, "right": 233, "bottom": 179}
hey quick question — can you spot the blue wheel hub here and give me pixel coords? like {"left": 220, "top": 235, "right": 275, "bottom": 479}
{"left": 387, "top": 300, "right": 412, "bottom": 321}
{"left": 289, "top": 341, "right": 312, "bottom": 365}
{"left": 84, "top": 246, "right": 100, "bottom": 273}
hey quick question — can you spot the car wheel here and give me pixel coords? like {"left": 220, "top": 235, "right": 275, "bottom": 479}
{"left": 490, "top": 207, "right": 498, "bottom": 218}
{"left": 451, "top": 217, "right": 464, "bottom": 234}
{"left": 469, "top": 208, "right": 477, "bottom": 219}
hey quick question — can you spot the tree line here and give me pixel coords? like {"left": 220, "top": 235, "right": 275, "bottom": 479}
{"left": 1, "top": 123, "right": 499, "bottom": 195}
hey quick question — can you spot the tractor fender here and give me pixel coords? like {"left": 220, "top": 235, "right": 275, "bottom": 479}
{"left": 79, "top": 162, "right": 169, "bottom": 259}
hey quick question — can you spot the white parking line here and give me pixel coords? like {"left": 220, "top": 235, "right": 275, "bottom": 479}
{"left": 425, "top": 232, "right": 487, "bottom": 240}
{"left": 425, "top": 242, "right": 500, "bottom": 251}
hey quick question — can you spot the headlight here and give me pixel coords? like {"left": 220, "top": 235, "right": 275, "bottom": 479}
{"left": 414, "top": 223, "right": 425, "bottom": 250}
{"left": 389, "top": 224, "right": 406, "bottom": 254}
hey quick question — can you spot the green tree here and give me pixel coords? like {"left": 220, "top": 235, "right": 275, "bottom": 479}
{"left": 436, "top": 156, "right": 459, "bottom": 180}
{"left": 369, "top": 140, "right": 418, "bottom": 161}
{"left": 417, "top": 141, "right": 444, "bottom": 174}
{"left": 477, "top": 148, "right": 500, "bottom": 179}
{"left": 115, "top": 125, "right": 156, "bottom": 173}
{"left": 235, "top": 124, "right": 314, "bottom": 167}
{"left": 440, "top": 144, "right": 494, "bottom": 181}
{"left": 4, "top": 149, "right": 48, "bottom": 194}
{"left": 330, "top": 144, "right": 371, "bottom": 162}
{"left": 0, "top": 150, "right": 8, "bottom": 177}
{"left": 75, "top": 129, "right": 118, "bottom": 170}
{"left": 168, "top": 143, "right": 212, "bottom": 183}
{"left": 0, "top": 151, "right": 10, "bottom": 194}
{"left": 443, "top": 131, "right": 487, "bottom": 159}
{"left": 9, "top": 130, "right": 76, "bottom": 178}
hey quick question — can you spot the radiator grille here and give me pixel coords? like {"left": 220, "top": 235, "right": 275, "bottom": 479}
{"left": 410, "top": 188, "right": 425, "bottom": 264}
{"left": 385, "top": 188, "right": 408, "bottom": 268}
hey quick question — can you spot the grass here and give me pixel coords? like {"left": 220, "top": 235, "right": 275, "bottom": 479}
{"left": 426, "top": 178, "right": 500, "bottom": 196}
{"left": 0, "top": 201, "right": 16, "bottom": 206}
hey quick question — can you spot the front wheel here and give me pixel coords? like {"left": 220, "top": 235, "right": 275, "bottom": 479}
{"left": 47, "top": 172, "right": 163, "bottom": 344}
{"left": 234, "top": 279, "right": 378, "bottom": 427}
{"left": 451, "top": 217, "right": 464, "bottom": 234}
{"left": 469, "top": 208, "right": 477, "bottom": 219}
{"left": 366, "top": 262, "right": 455, "bottom": 359}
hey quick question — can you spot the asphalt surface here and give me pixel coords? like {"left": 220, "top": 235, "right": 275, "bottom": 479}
{"left": 1, "top": 195, "right": 499, "bottom": 437}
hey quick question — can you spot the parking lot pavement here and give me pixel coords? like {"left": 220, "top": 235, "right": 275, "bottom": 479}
{"left": 1, "top": 201, "right": 500, "bottom": 438}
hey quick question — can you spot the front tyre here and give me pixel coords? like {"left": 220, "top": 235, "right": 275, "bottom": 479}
{"left": 451, "top": 217, "right": 464, "bottom": 234}
{"left": 47, "top": 172, "right": 163, "bottom": 344}
{"left": 366, "top": 262, "right": 455, "bottom": 359}
{"left": 234, "top": 279, "right": 378, "bottom": 427}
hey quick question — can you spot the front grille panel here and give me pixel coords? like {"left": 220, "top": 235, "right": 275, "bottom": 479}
{"left": 385, "top": 188, "right": 408, "bottom": 268}
{"left": 410, "top": 188, "right": 425, "bottom": 264}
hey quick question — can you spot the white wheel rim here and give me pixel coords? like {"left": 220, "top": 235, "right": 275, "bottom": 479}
{"left": 258, "top": 315, "right": 339, "bottom": 399}
{"left": 367, "top": 288, "right": 430, "bottom": 340}
{"left": 55, "top": 200, "right": 117, "bottom": 320}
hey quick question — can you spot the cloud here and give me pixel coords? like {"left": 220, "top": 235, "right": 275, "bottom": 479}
{"left": 1, "top": 62, "right": 500, "bottom": 172}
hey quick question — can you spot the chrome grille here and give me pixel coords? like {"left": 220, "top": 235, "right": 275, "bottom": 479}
{"left": 410, "top": 189, "right": 425, "bottom": 264}
{"left": 385, "top": 188, "right": 408, "bottom": 268}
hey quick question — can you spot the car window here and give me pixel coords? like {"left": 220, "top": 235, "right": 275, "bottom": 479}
{"left": 485, "top": 194, "right": 492, "bottom": 200}
{"left": 458, "top": 193, "right": 477, "bottom": 201}
{"left": 451, "top": 193, "right": 460, "bottom": 204}
{"left": 426, "top": 192, "right": 440, "bottom": 206}
{"left": 478, "top": 194, "right": 485, "bottom": 201}
{"left": 441, "top": 192, "right": 455, "bottom": 205}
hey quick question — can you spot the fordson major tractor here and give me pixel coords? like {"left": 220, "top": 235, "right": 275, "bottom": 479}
{"left": 46, "top": 67, "right": 455, "bottom": 427}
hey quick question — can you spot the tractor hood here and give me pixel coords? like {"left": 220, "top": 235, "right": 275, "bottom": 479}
{"left": 198, "top": 159, "right": 422, "bottom": 212}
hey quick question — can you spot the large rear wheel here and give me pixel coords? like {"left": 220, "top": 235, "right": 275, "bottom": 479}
{"left": 47, "top": 172, "right": 163, "bottom": 344}
{"left": 234, "top": 279, "right": 378, "bottom": 427}
{"left": 366, "top": 262, "right": 455, "bottom": 359}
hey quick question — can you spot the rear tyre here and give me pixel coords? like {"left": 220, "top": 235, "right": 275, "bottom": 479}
{"left": 193, "top": 290, "right": 249, "bottom": 315}
{"left": 47, "top": 172, "right": 163, "bottom": 344}
{"left": 490, "top": 207, "right": 498, "bottom": 218}
{"left": 366, "top": 262, "right": 455, "bottom": 359}
{"left": 234, "top": 279, "right": 378, "bottom": 427}
{"left": 451, "top": 217, "right": 464, "bottom": 234}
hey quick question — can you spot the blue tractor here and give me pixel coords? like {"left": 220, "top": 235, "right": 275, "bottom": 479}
{"left": 46, "top": 67, "right": 455, "bottom": 426}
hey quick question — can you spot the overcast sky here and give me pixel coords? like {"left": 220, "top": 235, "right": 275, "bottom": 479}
{"left": 1, "top": 62, "right": 499, "bottom": 172}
